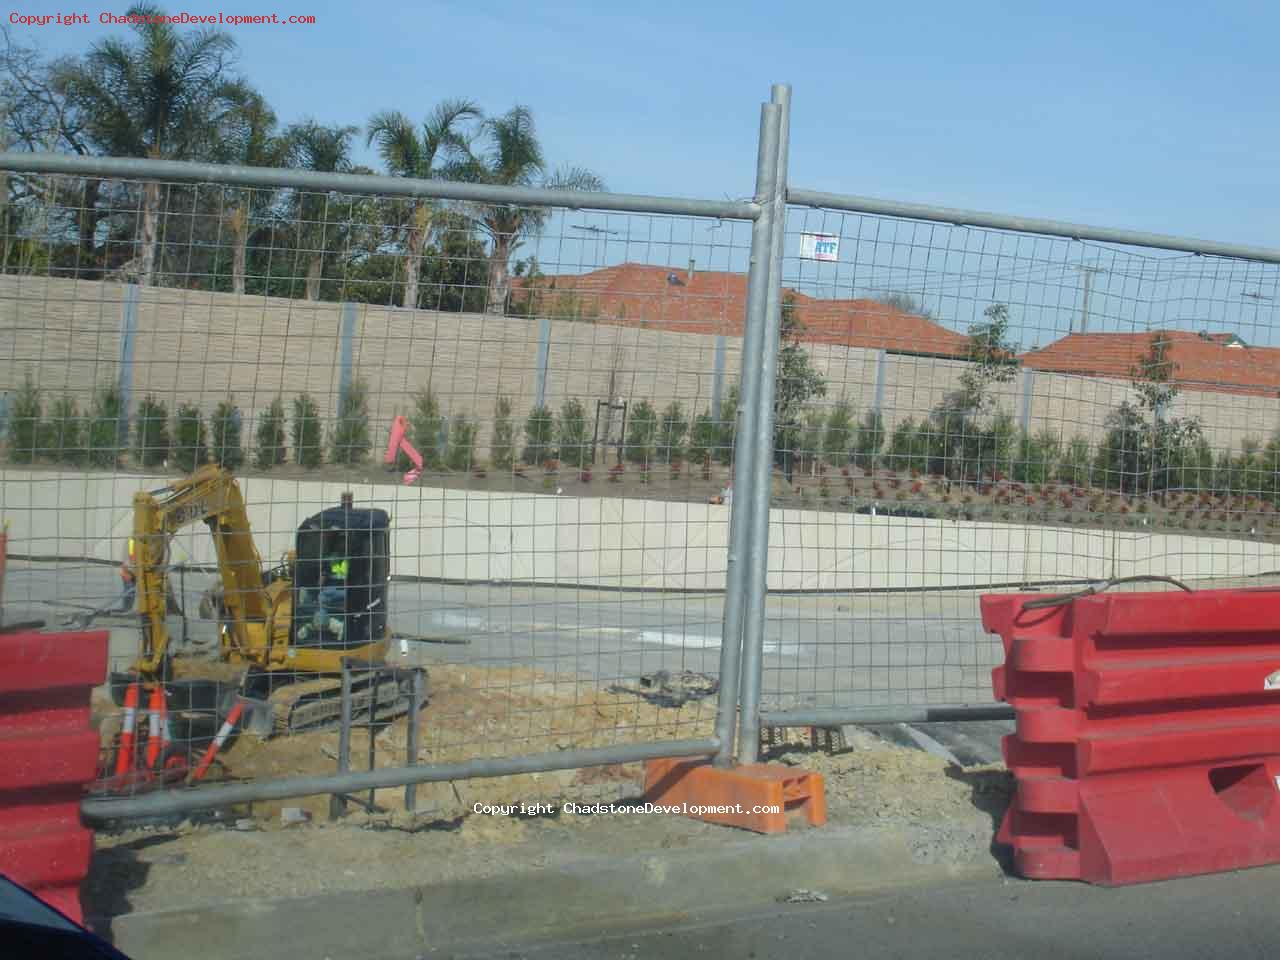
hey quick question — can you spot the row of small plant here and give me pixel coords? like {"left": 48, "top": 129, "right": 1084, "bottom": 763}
{"left": 5, "top": 372, "right": 378, "bottom": 471}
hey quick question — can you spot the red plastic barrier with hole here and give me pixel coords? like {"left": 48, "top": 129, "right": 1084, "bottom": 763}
{"left": 983, "top": 587, "right": 1280, "bottom": 886}
{"left": 0, "top": 630, "right": 108, "bottom": 923}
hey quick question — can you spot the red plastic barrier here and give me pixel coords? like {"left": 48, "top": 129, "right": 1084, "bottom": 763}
{"left": 0, "top": 630, "right": 108, "bottom": 923}
{"left": 983, "top": 587, "right": 1280, "bottom": 886}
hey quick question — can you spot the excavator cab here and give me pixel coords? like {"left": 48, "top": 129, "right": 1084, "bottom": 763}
{"left": 291, "top": 503, "right": 390, "bottom": 651}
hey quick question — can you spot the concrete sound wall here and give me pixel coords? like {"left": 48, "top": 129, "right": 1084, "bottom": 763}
{"left": 3, "top": 470, "right": 1276, "bottom": 591}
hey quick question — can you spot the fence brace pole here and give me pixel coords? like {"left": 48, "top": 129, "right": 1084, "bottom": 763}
{"left": 737, "top": 82, "right": 792, "bottom": 766}
{"left": 711, "top": 98, "right": 780, "bottom": 768}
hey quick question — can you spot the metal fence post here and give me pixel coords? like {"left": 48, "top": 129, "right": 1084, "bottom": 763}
{"left": 711, "top": 335, "right": 727, "bottom": 420}
{"left": 329, "top": 660, "right": 353, "bottom": 820}
{"left": 534, "top": 317, "right": 552, "bottom": 410}
{"left": 118, "top": 284, "right": 139, "bottom": 440}
{"left": 337, "top": 301, "right": 356, "bottom": 417}
{"left": 405, "top": 668, "right": 423, "bottom": 813}
{"left": 736, "top": 83, "right": 792, "bottom": 766}
{"left": 712, "top": 98, "right": 780, "bottom": 769}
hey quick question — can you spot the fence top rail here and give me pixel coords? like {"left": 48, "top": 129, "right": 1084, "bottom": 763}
{"left": 0, "top": 151, "right": 762, "bottom": 222}
{"left": 787, "top": 186, "right": 1280, "bottom": 265}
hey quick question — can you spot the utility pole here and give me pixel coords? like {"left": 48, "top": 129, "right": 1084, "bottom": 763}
{"left": 1072, "top": 264, "right": 1106, "bottom": 333}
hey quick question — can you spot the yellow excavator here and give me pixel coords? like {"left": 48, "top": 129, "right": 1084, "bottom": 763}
{"left": 122, "top": 464, "right": 412, "bottom": 737}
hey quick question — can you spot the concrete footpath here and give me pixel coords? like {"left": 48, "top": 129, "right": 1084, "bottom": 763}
{"left": 455, "top": 865, "right": 1280, "bottom": 960}
{"left": 100, "top": 821, "right": 1000, "bottom": 960}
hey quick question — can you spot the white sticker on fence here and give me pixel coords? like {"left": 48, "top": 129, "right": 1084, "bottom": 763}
{"left": 799, "top": 232, "right": 840, "bottom": 261}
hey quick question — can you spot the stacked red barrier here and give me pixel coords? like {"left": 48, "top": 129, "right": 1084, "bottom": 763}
{"left": 983, "top": 588, "right": 1280, "bottom": 886}
{"left": 0, "top": 630, "right": 108, "bottom": 923}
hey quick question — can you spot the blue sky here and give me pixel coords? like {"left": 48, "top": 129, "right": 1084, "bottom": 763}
{"left": 18, "top": 0, "right": 1280, "bottom": 344}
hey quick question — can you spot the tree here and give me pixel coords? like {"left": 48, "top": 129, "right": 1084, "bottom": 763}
{"left": 210, "top": 397, "right": 244, "bottom": 469}
{"left": 445, "top": 414, "right": 476, "bottom": 471}
{"left": 1095, "top": 334, "right": 1202, "bottom": 495}
{"left": 330, "top": 377, "right": 371, "bottom": 464}
{"left": 283, "top": 120, "right": 359, "bottom": 299}
{"left": 454, "top": 106, "right": 604, "bottom": 314}
{"left": 929, "top": 303, "right": 1019, "bottom": 480}
{"left": 853, "top": 410, "right": 885, "bottom": 469}
{"left": 625, "top": 400, "right": 659, "bottom": 467}
{"left": 366, "top": 99, "right": 479, "bottom": 310}
{"left": 774, "top": 294, "right": 828, "bottom": 480}
{"left": 43, "top": 395, "right": 86, "bottom": 465}
{"left": 823, "top": 400, "right": 855, "bottom": 466}
{"left": 172, "top": 402, "right": 208, "bottom": 472}
{"left": 522, "top": 405, "right": 554, "bottom": 466}
{"left": 658, "top": 401, "right": 688, "bottom": 464}
{"left": 409, "top": 387, "right": 445, "bottom": 469}
{"left": 215, "top": 90, "right": 287, "bottom": 294}
{"left": 134, "top": 394, "right": 170, "bottom": 467}
{"left": 556, "top": 398, "right": 590, "bottom": 469}
{"left": 52, "top": 4, "right": 248, "bottom": 285}
{"left": 490, "top": 395, "right": 515, "bottom": 470}
{"left": 291, "top": 393, "right": 322, "bottom": 467}
{"left": 8, "top": 372, "right": 41, "bottom": 463}
{"left": 254, "top": 396, "right": 287, "bottom": 469}
{"left": 87, "top": 384, "right": 126, "bottom": 467}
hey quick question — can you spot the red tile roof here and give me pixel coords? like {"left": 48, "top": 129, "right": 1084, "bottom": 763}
{"left": 1019, "top": 331, "right": 1280, "bottom": 397}
{"left": 517, "top": 263, "right": 972, "bottom": 357}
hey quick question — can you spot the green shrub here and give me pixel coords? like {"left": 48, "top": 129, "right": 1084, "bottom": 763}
{"left": 522, "top": 405, "right": 555, "bottom": 465}
{"left": 714, "top": 384, "right": 738, "bottom": 465}
{"left": 172, "top": 402, "right": 209, "bottom": 472}
{"left": 853, "top": 410, "right": 885, "bottom": 468}
{"left": 1057, "top": 436, "right": 1093, "bottom": 487}
{"left": 87, "top": 384, "right": 126, "bottom": 468}
{"left": 445, "top": 414, "right": 477, "bottom": 471}
{"left": 658, "top": 401, "right": 687, "bottom": 464}
{"left": 556, "top": 398, "right": 591, "bottom": 469}
{"left": 8, "top": 372, "right": 41, "bottom": 463}
{"left": 798, "top": 410, "right": 826, "bottom": 472}
{"left": 134, "top": 395, "right": 170, "bottom": 467}
{"left": 254, "top": 397, "right": 287, "bottom": 470}
{"left": 886, "top": 417, "right": 929, "bottom": 474}
{"left": 1012, "top": 429, "right": 1060, "bottom": 486}
{"left": 330, "top": 377, "right": 371, "bottom": 465}
{"left": 625, "top": 400, "right": 658, "bottom": 467}
{"left": 291, "top": 393, "right": 322, "bottom": 468}
{"left": 409, "top": 387, "right": 444, "bottom": 469}
{"left": 44, "top": 395, "right": 86, "bottom": 465}
{"left": 210, "top": 397, "right": 245, "bottom": 470}
{"left": 490, "top": 396, "right": 515, "bottom": 471}
{"left": 688, "top": 412, "right": 717, "bottom": 469}
{"left": 823, "top": 400, "right": 855, "bottom": 466}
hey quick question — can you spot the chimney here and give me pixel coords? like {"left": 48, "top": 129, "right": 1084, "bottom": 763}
{"left": 688, "top": 258, "right": 696, "bottom": 283}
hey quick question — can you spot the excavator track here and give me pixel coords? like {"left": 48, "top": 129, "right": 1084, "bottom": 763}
{"left": 259, "top": 672, "right": 415, "bottom": 736}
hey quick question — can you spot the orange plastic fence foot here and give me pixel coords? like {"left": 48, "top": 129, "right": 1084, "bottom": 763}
{"left": 643, "top": 757, "right": 827, "bottom": 834}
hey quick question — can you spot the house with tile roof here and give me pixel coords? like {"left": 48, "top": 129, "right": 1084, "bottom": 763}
{"left": 515, "top": 262, "right": 972, "bottom": 358}
{"left": 1019, "top": 330, "right": 1280, "bottom": 398}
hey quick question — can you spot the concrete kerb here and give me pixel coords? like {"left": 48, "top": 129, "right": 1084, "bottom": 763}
{"left": 100, "top": 823, "right": 1000, "bottom": 960}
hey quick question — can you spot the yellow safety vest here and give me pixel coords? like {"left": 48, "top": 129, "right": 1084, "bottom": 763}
{"left": 331, "top": 559, "right": 348, "bottom": 580}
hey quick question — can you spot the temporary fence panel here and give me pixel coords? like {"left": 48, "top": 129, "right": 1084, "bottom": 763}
{"left": 755, "top": 192, "right": 1280, "bottom": 732}
{"left": 0, "top": 142, "right": 779, "bottom": 819}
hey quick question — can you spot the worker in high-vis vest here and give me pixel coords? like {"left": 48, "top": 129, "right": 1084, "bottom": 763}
{"left": 118, "top": 537, "right": 137, "bottom": 612}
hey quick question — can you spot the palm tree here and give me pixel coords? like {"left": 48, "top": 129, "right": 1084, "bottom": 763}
{"left": 50, "top": 3, "right": 246, "bottom": 286}
{"left": 216, "top": 90, "right": 287, "bottom": 294}
{"left": 457, "top": 106, "right": 603, "bottom": 315}
{"left": 366, "top": 99, "right": 479, "bottom": 310}
{"left": 283, "top": 120, "right": 358, "bottom": 300}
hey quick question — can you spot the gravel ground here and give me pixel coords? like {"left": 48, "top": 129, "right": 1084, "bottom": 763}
{"left": 83, "top": 723, "right": 1011, "bottom": 920}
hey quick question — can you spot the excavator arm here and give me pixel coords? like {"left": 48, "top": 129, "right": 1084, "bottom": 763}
{"left": 132, "top": 465, "right": 272, "bottom": 677}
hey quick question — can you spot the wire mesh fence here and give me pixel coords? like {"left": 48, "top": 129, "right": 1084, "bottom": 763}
{"left": 758, "top": 201, "right": 1280, "bottom": 722}
{"left": 0, "top": 165, "right": 762, "bottom": 815}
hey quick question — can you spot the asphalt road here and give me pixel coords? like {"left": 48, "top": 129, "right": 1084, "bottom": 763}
{"left": 447, "top": 867, "right": 1280, "bottom": 960}
{"left": 6, "top": 560, "right": 1010, "bottom": 761}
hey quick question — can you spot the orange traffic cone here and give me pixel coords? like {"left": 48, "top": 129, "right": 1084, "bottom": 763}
{"left": 190, "top": 699, "right": 243, "bottom": 783}
{"left": 145, "top": 685, "right": 170, "bottom": 770}
{"left": 113, "top": 682, "right": 141, "bottom": 776}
